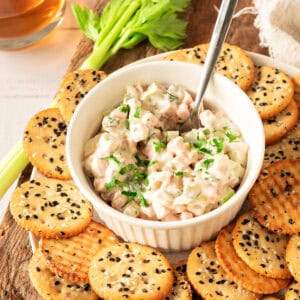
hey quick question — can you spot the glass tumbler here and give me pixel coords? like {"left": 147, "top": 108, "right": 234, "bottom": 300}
{"left": 0, "top": 0, "right": 66, "bottom": 50}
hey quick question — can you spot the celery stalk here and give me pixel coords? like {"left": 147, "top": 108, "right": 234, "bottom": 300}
{"left": 80, "top": 1, "right": 141, "bottom": 70}
{"left": 0, "top": 140, "right": 29, "bottom": 199}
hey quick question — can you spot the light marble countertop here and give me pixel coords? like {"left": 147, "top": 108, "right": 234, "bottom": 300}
{"left": 0, "top": 0, "right": 95, "bottom": 222}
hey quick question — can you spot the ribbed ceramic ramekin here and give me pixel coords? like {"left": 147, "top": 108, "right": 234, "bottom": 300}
{"left": 66, "top": 61, "right": 265, "bottom": 251}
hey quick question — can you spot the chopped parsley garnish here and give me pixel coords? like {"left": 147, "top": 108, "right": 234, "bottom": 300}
{"left": 105, "top": 160, "right": 149, "bottom": 207}
{"left": 136, "top": 189, "right": 149, "bottom": 207}
{"left": 132, "top": 171, "right": 147, "bottom": 181}
{"left": 203, "top": 158, "right": 214, "bottom": 168}
{"left": 225, "top": 131, "right": 239, "bottom": 142}
{"left": 101, "top": 154, "right": 121, "bottom": 166}
{"left": 135, "top": 155, "right": 150, "bottom": 167}
{"left": 203, "top": 129, "right": 210, "bottom": 136}
{"left": 167, "top": 92, "right": 179, "bottom": 101}
{"left": 121, "top": 190, "right": 137, "bottom": 197}
{"left": 149, "top": 160, "right": 158, "bottom": 166}
{"left": 119, "top": 103, "right": 130, "bottom": 129}
{"left": 212, "top": 137, "right": 224, "bottom": 153}
{"left": 121, "top": 188, "right": 149, "bottom": 207}
{"left": 119, "top": 103, "right": 130, "bottom": 113}
{"left": 119, "top": 164, "right": 136, "bottom": 175}
{"left": 191, "top": 135, "right": 212, "bottom": 154}
{"left": 106, "top": 175, "right": 119, "bottom": 190}
{"left": 134, "top": 107, "right": 141, "bottom": 118}
{"left": 153, "top": 134, "right": 168, "bottom": 152}
{"left": 174, "top": 171, "right": 187, "bottom": 177}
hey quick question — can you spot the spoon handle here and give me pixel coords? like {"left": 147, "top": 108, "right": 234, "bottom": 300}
{"left": 194, "top": 0, "right": 238, "bottom": 115}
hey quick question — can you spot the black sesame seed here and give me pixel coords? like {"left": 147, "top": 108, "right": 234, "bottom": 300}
{"left": 242, "top": 234, "right": 250, "bottom": 240}
{"left": 57, "top": 213, "right": 64, "bottom": 220}
{"left": 270, "top": 188, "right": 278, "bottom": 197}
{"left": 241, "top": 218, "right": 250, "bottom": 225}
{"left": 55, "top": 166, "right": 63, "bottom": 174}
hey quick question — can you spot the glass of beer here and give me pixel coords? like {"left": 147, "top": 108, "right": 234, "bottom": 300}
{"left": 0, "top": 0, "right": 65, "bottom": 50}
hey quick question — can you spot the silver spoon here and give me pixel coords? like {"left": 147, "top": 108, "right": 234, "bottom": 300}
{"left": 181, "top": 0, "right": 238, "bottom": 131}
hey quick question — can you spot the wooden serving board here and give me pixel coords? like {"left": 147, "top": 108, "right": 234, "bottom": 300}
{"left": 0, "top": 0, "right": 268, "bottom": 299}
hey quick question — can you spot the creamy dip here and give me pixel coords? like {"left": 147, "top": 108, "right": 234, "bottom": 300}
{"left": 84, "top": 83, "right": 248, "bottom": 221}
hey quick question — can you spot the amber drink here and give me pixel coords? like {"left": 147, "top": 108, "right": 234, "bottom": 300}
{"left": 0, "top": 0, "right": 65, "bottom": 50}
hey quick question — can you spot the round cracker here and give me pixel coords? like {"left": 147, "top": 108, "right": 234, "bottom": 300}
{"left": 264, "top": 99, "right": 299, "bottom": 145}
{"left": 285, "top": 281, "right": 300, "bottom": 300}
{"left": 56, "top": 69, "right": 107, "bottom": 124}
{"left": 216, "top": 224, "right": 289, "bottom": 294}
{"left": 246, "top": 65, "right": 294, "bottom": 120}
{"left": 41, "top": 221, "right": 119, "bottom": 283}
{"left": 264, "top": 119, "right": 300, "bottom": 166}
{"left": 28, "top": 249, "right": 98, "bottom": 300}
{"left": 216, "top": 225, "right": 289, "bottom": 294}
{"left": 187, "top": 241, "right": 259, "bottom": 300}
{"left": 165, "top": 261, "right": 192, "bottom": 300}
{"left": 164, "top": 43, "right": 255, "bottom": 91}
{"left": 264, "top": 93, "right": 300, "bottom": 164}
{"left": 89, "top": 242, "right": 174, "bottom": 300}
{"left": 23, "top": 108, "right": 71, "bottom": 179}
{"left": 286, "top": 233, "right": 300, "bottom": 282}
{"left": 232, "top": 212, "right": 291, "bottom": 279}
{"left": 249, "top": 159, "right": 300, "bottom": 234}
{"left": 9, "top": 178, "right": 93, "bottom": 238}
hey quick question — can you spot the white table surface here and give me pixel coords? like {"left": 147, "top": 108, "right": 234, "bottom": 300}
{"left": 0, "top": 0, "right": 96, "bottom": 222}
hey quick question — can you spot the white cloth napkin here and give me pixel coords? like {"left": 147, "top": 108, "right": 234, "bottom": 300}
{"left": 252, "top": 0, "right": 300, "bottom": 68}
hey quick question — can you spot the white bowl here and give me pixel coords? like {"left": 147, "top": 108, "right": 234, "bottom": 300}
{"left": 67, "top": 61, "right": 265, "bottom": 251}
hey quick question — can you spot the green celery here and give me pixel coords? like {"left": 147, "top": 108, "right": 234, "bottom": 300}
{"left": 76, "top": 0, "right": 190, "bottom": 70}
{"left": 80, "top": 1, "right": 142, "bottom": 70}
{"left": 0, "top": 140, "right": 29, "bottom": 199}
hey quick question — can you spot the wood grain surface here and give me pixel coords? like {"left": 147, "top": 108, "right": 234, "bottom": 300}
{"left": 0, "top": 0, "right": 267, "bottom": 299}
